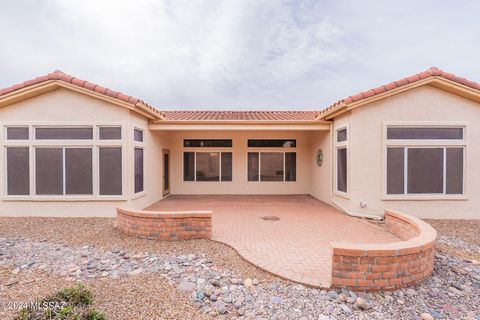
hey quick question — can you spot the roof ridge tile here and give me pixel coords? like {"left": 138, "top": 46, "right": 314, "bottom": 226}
{"left": 318, "top": 66, "right": 480, "bottom": 119}
{"left": 0, "top": 70, "right": 163, "bottom": 119}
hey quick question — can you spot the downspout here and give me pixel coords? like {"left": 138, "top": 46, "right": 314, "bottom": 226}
{"left": 328, "top": 122, "right": 383, "bottom": 221}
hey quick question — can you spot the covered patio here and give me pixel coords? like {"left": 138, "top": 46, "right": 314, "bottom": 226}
{"left": 145, "top": 195, "right": 399, "bottom": 287}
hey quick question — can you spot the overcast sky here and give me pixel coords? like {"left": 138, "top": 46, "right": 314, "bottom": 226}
{"left": 0, "top": 0, "right": 479, "bottom": 110}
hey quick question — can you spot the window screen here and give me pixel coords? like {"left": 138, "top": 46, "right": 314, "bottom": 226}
{"left": 221, "top": 152, "right": 233, "bottom": 181}
{"left": 184, "top": 139, "right": 232, "bottom": 147}
{"left": 134, "top": 148, "right": 144, "bottom": 193}
{"left": 65, "top": 148, "right": 93, "bottom": 195}
{"left": 285, "top": 152, "right": 296, "bottom": 181}
{"left": 35, "top": 148, "right": 63, "bottom": 195}
{"left": 260, "top": 152, "right": 284, "bottom": 181}
{"left": 183, "top": 152, "right": 195, "bottom": 181}
{"left": 134, "top": 129, "right": 144, "bottom": 142}
{"left": 196, "top": 152, "right": 220, "bottom": 181}
{"left": 99, "top": 127, "right": 121, "bottom": 140}
{"left": 99, "top": 147, "right": 122, "bottom": 195}
{"left": 337, "top": 148, "right": 347, "bottom": 192}
{"left": 7, "top": 127, "right": 29, "bottom": 140}
{"left": 407, "top": 148, "right": 443, "bottom": 194}
{"left": 248, "top": 152, "right": 259, "bottom": 181}
{"left": 387, "top": 127, "right": 463, "bottom": 140}
{"left": 446, "top": 148, "right": 463, "bottom": 194}
{"left": 337, "top": 128, "right": 347, "bottom": 142}
{"left": 248, "top": 140, "right": 296, "bottom": 148}
{"left": 387, "top": 148, "right": 405, "bottom": 194}
{"left": 7, "top": 147, "right": 30, "bottom": 195}
{"left": 35, "top": 127, "right": 93, "bottom": 140}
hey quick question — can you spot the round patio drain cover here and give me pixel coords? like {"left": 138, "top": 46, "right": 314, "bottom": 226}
{"left": 261, "top": 216, "right": 280, "bottom": 221}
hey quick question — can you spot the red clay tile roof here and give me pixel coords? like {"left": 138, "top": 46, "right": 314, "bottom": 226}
{"left": 0, "top": 70, "right": 163, "bottom": 119}
{"left": 318, "top": 66, "right": 480, "bottom": 119}
{"left": 160, "top": 110, "right": 319, "bottom": 121}
{"left": 3, "top": 67, "right": 479, "bottom": 122}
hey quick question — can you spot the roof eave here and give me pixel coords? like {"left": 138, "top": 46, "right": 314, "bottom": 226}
{"left": 320, "top": 76, "right": 480, "bottom": 120}
{"left": 151, "top": 119, "right": 331, "bottom": 124}
{"left": 0, "top": 80, "right": 162, "bottom": 120}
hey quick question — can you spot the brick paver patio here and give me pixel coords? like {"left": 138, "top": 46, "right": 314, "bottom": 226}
{"left": 146, "top": 195, "right": 399, "bottom": 287}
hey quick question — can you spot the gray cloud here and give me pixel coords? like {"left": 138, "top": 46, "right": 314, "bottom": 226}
{"left": 0, "top": 0, "right": 479, "bottom": 110}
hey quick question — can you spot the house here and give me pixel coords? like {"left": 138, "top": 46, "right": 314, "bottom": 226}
{"left": 0, "top": 67, "right": 479, "bottom": 219}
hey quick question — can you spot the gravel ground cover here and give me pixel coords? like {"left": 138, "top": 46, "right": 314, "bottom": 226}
{"left": 0, "top": 217, "right": 478, "bottom": 320}
{"left": 425, "top": 219, "right": 480, "bottom": 261}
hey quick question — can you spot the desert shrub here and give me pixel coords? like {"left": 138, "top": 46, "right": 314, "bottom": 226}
{"left": 15, "top": 284, "right": 106, "bottom": 320}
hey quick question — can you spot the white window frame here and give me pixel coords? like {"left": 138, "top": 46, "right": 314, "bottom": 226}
{"left": 383, "top": 121, "right": 468, "bottom": 200}
{"left": 132, "top": 127, "right": 145, "bottom": 198}
{"left": 182, "top": 151, "right": 233, "bottom": 182}
{"left": 133, "top": 127, "right": 144, "bottom": 142}
{"left": 334, "top": 124, "right": 349, "bottom": 198}
{"left": 246, "top": 149, "right": 297, "bottom": 183}
{"left": 98, "top": 125, "right": 122, "bottom": 141}
{"left": 5, "top": 125, "right": 30, "bottom": 140}
{"left": 1, "top": 122, "right": 127, "bottom": 201}
{"left": 182, "top": 138, "right": 233, "bottom": 183}
{"left": 34, "top": 145, "right": 94, "bottom": 196}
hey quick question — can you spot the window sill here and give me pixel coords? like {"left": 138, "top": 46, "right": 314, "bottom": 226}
{"left": 131, "top": 191, "right": 146, "bottom": 200}
{"left": 334, "top": 191, "right": 350, "bottom": 200}
{"left": 247, "top": 181, "right": 297, "bottom": 183}
{"left": 1, "top": 196, "right": 127, "bottom": 202}
{"left": 382, "top": 195, "right": 468, "bottom": 201}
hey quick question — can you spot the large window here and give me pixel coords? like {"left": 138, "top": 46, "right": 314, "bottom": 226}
{"left": 337, "top": 148, "right": 347, "bottom": 192}
{"left": 183, "top": 139, "right": 232, "bottom": 182}
{"left": 386, "top": 126, "right": 465, "bottom": 196}
{"left": 4, "top": 125, "right": 123, "bottom": 197}
{"left": 34, "top": 147, "right": 93, "bottom": 195}
{"left": 6, "top": 147, "right": 29, "bottom": 195}
{"left": 335, "top": 126, "right": 348, "bottom": 193}
{"left": 35, "top": 127, "right": 93, "bottom": 140}
{"left": 247, "top": 138, "right": 297, "bottom": 182}
{"left": 183, "top": 152, "right": 232, "bottom": 182}
{"left": 133, "top": 128, "right": 145, "bottom": 193}
{"left": 99, "top": 147, "right": 122, "bottom": 195}
{"left": 247, "top": 152, "right": 296, "bottom": 181}
{"left": 134, "top": 148, "right": 144, "bottom": 193}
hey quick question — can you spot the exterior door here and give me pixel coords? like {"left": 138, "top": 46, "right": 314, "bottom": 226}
{"left": 163, "top": 150, "right": 170, "bottom": 195}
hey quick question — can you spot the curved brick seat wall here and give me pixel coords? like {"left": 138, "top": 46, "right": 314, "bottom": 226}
{"left": 116, "top": 207, "right": 212, "bottom": 241}
{"left": 331, "top": 210, "right": 437, "bottom": 291}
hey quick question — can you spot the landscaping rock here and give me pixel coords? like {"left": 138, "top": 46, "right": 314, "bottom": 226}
{"left": 355, "top": 297, "right": 371, "bottom": 310}
{"left": 5, "top": 278, "right": 18, "bottom": 286}
{"left": 178, "top": 281, "right": 196, "bottom": 292}
{"left": 1, "top": 232, "right": 479, "bottom": 320}
{"left": 327, "top": 290, "right": 338, "bottom": 299}
{"left": 213, "top": 301, "right": 227, "bottom": 315}
{"left": 339, "top": 304, "right": 352, "bottom": 314}
{"left": 420, "top": 312, "right": 435, "bottom": 320}
{"left": 338, "top": 293, "right": 348, "bottom": 302}
{"left": 271, "top": 296, "right": 283, "bottom": 304}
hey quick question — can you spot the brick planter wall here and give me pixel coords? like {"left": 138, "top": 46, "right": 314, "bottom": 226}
{"left": 116, "top": 207, "right": 212, "bottom": 241}
{"left": 331, "top": 210, "right": 437, "bottom": 291}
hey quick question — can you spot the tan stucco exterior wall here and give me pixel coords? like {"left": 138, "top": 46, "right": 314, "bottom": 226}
{"left": 0, "top": 88, "right": 166, "bottom": 217}
{"left": 2, "top": 84, "right": 479, "bottom": 219}
{"left": 167, "top": 130, "right": 313, "bottom": 195}
{"left": 309, "top": 130, "right": 333, "bottom": 204}
{"left": 331, "top": 85, "right": 480, "bottom": 219}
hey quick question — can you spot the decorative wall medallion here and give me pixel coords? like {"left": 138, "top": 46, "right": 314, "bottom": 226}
{"left": 316, "top": 149, "right": 324, "bottom": 167}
